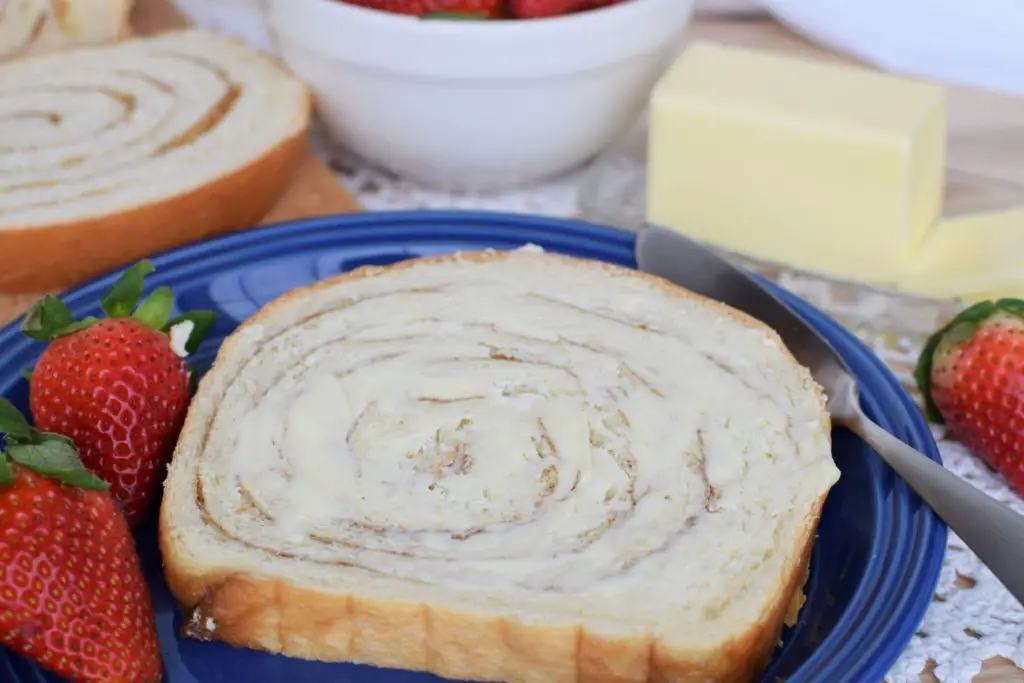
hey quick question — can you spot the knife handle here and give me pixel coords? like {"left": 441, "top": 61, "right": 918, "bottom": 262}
{"left": 844, "top": 406, "right": 1024, "bottom": 607}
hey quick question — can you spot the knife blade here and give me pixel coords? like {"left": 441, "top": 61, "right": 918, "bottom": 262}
{"left": 634, "top": 221, "right": 1024, "bottom": 606}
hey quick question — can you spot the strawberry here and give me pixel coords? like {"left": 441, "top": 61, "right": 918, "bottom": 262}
{"left": 508, "top": 0, "right": 619, "bottom": 19}
{"left": 21, "top": 261, "right": 215, "bottom": 527}
{"left": 915, "top": 298, "right": 1024, "bottom": 495}
{"left": 341, "top": 0, "right": 503, "bottom": 18}
{"left": 0, "top": 398, "right": 162, "bottom": 682}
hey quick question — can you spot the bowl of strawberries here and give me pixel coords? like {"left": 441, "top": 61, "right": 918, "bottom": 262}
{"left": 262, "top": 0, "right": 693, "bottom": 191}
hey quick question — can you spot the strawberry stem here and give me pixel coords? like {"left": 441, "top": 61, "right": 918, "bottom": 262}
{"left": 0, "top": 398, "right": 109, "bottom": 491}
{"left": 21, "top": 260, "right": 217, "bottom": 351}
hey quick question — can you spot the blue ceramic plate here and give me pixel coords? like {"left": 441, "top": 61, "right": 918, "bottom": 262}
{"left": 0, "top": 211, "right": 945, "bottom": 683}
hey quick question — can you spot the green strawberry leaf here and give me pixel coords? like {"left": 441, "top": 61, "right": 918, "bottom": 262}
{"left": 101, "top": 260, "right": 155, "bottom": 319}
{"left": 6, "top": 440, "right": 108, "bottom": 491}
{"left": 0, "top": 453, "right": 15, "bottom": 487}
{"left": 186, "top": 363, "right": 205, "bottom": 396}
{"left": 420, "top": 10, "right": 489, "bottom": 18}
{"left": 943, "top": 301, "right": 999, "bottom": 339}
{"left": 0, "top": 397, "right": 31, "bottom": 439}
{"left": 21, "top": 295, "right": 75, "bottom": 342}
{"left": 164, "top": 310, "right": 217, "bottom": 356}
{"left": 994, "top": 298, "right": 1024, "bottom": 319}
{"left": 20, "top": 366, "right": 32, "bottom": 382}
{"left": 32, "top": 430, "right": 74, "bottom": 446}
{"left": 914, "top": 329, "right": 945, "bottom": 424}
{"left": 133, "top": 286, "right": 174, "bottom": 330}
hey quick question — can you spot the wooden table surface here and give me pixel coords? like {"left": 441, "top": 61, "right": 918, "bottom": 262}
{"left": 1, "top": 3, "right": 1020, "bottom": 681}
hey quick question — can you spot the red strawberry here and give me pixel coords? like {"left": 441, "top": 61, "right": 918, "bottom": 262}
{"left": 342, "top": 0, "right": 503, "bottom": 18}
{"left": 915, "top": 298, "right": 1024, "bottom": 495}
{"left": 21, "top": 261, "right": 215, "bottom": 526}
{"left": 0, "top": 398, "right": 162, "bottom": 682}
{"left": 509, "top": 0, "right": 619, "bottom": 19}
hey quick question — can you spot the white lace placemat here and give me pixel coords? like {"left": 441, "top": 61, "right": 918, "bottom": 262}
{"left": 175, "top": 2, "right": 1024, "bottom": 681}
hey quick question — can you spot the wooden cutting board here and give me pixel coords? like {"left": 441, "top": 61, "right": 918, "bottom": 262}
{"left": 0, "top": 0, "right": 362, "bottom": 327}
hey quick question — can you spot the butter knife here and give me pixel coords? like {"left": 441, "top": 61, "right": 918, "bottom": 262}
{"left": 635, "top": 223, "right": 1024, "bottom": 605}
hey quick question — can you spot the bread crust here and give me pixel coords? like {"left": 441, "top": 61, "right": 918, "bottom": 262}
{"left": 160, "top": 250, "right": 834, "bottom": 683}
{"left": 0, "top": 130, "right": 309, "bottom": 293}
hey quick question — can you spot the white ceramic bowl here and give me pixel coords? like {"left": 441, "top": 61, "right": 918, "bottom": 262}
{"left": 262, "top": 0, "right": 694, "bottom": 191}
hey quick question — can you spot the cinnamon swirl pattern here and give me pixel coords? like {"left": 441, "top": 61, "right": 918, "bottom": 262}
{"left": 161, "top": 250, "right": 841, "bottom": 681}
{"left": 0, "top": 0, "right": 130, "bottom": 61}
{"left": 0, "top": 27, "right": 310, "bottom": 292}
{"left": 0, "top": 28, "right": 308, "bottom": 231}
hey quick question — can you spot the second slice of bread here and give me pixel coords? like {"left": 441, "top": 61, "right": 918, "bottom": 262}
{"left": 0, "top": 28, "right": 311, "bottom": 292}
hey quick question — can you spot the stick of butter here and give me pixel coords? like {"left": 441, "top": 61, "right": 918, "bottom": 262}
{"left": 646, "top": 41, "right": 947, "bottom": 286}
{"left": 900, "top": 209, "right": 1024, "bottom": 301}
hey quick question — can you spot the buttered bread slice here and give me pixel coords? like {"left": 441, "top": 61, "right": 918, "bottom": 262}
{"left": 0, "top": 28, "right": 310, "bottom": 292}
{"left": 160, "top": 250, "right": 840, "bottom": 683}
{"left": 0, "top": 0, "right": 131, "bottom": 60}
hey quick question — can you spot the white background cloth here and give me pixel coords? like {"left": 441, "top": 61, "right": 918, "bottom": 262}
{"left": 761, "top": 0, "right": 1024, "bottom": 97}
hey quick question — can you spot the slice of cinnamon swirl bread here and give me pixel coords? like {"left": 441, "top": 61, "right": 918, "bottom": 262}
{"left": 0, "top": 0, "right": 131, "bottom": 60}
{"left": 160, "top": 250, "right": 841, "bottom": 683}
{"left": 0, "top": 28, "right": 310, "bottom": 292}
